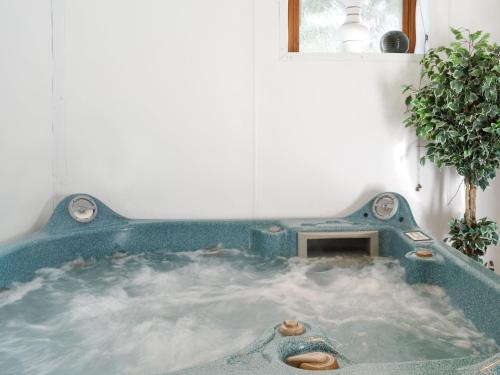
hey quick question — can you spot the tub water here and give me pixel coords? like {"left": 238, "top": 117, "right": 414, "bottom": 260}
{"left": 0, "top": 249, "right": 497, "bottom": 375}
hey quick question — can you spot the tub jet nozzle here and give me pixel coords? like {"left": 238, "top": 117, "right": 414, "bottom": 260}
{"left": 279, "top": 320, "right": 305, "bottom": 336}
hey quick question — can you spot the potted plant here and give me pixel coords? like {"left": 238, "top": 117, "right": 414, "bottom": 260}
{"left": 403, "top": 28, "right": 500, "bottom": 263}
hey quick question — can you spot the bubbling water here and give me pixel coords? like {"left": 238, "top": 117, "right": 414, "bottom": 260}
{"left": 0, "top": 250, "right": 496, "bottom": 375}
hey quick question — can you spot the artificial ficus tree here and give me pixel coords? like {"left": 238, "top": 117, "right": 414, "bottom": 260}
{"left": 403, "top": 28, "right": 500, "bottom": 262}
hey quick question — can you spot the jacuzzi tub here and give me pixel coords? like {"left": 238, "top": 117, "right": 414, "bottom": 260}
{"left": 0, "top": 193, "right": 498, "bottom": 374}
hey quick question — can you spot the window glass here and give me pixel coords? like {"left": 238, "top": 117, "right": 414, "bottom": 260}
{"left": 300, "top": 0, "right": 403, "bottom": 53}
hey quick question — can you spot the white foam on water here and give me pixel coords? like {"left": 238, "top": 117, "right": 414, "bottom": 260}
{"left": 0, "top": 277, "right": 44, "bottom": 309}
{"left": 0, "top": 250, "right": 497, "bottom": 374}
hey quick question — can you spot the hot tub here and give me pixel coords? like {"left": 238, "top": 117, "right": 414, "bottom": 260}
{"left": 0, "top": 193, "right": 498, "bottom": 374}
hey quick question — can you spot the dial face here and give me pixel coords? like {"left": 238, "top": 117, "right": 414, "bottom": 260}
{"left": 372, "top": 193, "right": 399, "bottom": 220}
{"left": 68, "top": 196, "right": 98, "bottom": 223}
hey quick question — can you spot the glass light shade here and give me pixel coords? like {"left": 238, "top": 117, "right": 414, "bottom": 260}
{"left": 338, "top": 5, "right": 369, "bottom": 52}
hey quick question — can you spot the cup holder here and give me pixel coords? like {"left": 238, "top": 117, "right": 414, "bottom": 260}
{"left": 286, "top": 352, "right": 339, "bottom": 371}
{"left": 279, "top": 336, "right": 341, "bottom": 371}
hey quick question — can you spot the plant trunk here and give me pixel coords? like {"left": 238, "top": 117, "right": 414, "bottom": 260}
{"left": 464, "top": 176, "right": 477, "bottom": 257}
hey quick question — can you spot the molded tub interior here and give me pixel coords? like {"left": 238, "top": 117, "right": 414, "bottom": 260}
{"left": 0, "top": 192, "right": 498, "bottom": 375}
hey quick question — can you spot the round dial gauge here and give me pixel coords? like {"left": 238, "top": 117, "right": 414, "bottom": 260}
{"left": 68, "top": 196, "right": 98, "bottom": 223}
{"left": 372, "top": 193, "right": 399, "bottom": 220}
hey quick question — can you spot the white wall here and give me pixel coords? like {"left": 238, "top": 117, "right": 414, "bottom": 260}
{"left": 52, "top": 0, "right": 255, "bottom": 218}
{"left": 1, "top": 0, "right": 499, "bottom": 267}
{"left": 0, "top": 0, "right": 54, "bottom": 244}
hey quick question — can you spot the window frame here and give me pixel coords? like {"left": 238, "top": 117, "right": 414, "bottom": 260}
{"left": 288, "top": 0, "right": 417, "bottom": 53}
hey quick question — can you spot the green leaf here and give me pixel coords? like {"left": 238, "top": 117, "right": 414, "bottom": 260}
{"left": 452, "top": 69, "right": 465, "bottom": 79}
{"left": 450, "top": 55, "right": 462, "bottom": 66}
{"left": 470, "top": 30, "right": 482, "bottom": 42}
{"left": 450, "top": 27, "right": 464, "bottom": 40}
{"left": 450, "top": 80, "right": 464, "bottom": 93}
{"left": 402, "top": 85, "right": 413, "bottom": 94}
{"left": 435, "top": 85, "right": 445, "bottom": 97}
{"left": 465, "top": 92, "right": 478, "bottom": 103}
{"left": 477, "top": 32, "right": 491, "bottom": 46}
{"left": 436, "top": 132, "right": 447, "bottom": 143}
{"left": 447, "top": 101, "right": 460, "bottom": 112}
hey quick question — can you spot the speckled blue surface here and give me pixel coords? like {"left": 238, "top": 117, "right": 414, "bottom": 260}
{"left": 0, "top": 192, "right": 498, "bottom": 375}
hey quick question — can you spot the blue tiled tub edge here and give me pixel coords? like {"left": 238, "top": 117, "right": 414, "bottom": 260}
{"left": 0, "top": 193, "right": 498, "bottom": 375}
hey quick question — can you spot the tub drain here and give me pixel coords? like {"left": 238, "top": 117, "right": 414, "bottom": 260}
{"left": 286, "top": 352, "right": 339, "bottom": 371}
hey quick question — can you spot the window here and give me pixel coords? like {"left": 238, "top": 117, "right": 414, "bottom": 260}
{"left": 288, "top": 0, "right": 417, "bottom": 53}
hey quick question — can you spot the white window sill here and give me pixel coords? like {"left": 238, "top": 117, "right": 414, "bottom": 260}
{"left": 280, "top": 52, "right": 424, "bottom": 63}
